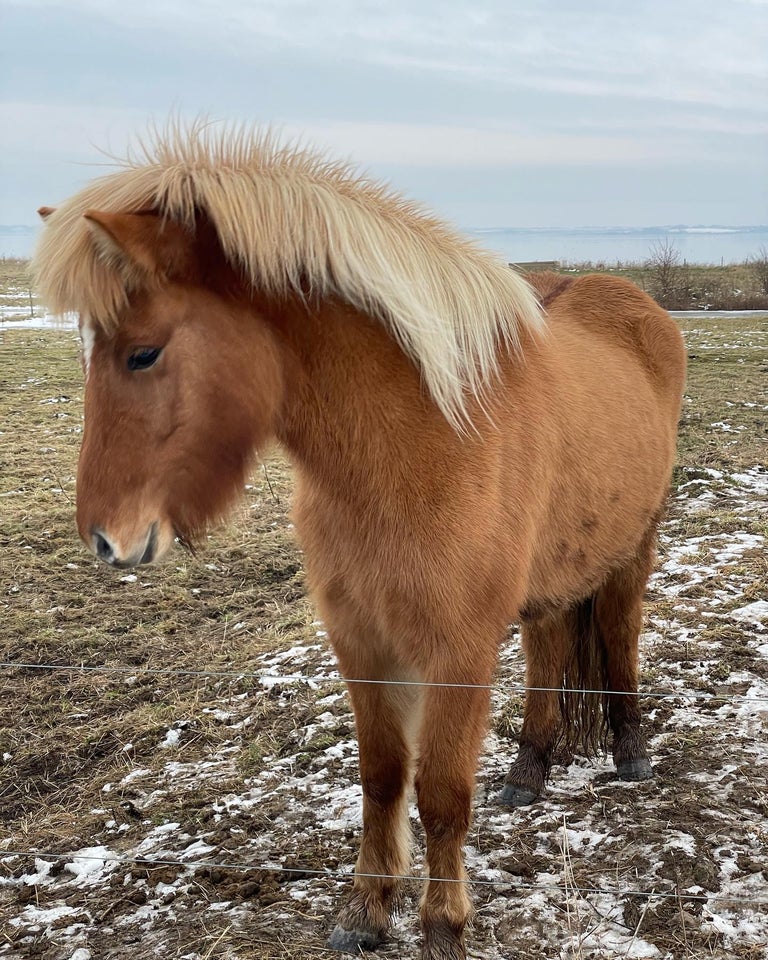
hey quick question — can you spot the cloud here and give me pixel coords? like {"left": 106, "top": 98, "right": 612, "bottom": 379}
{"left": 0, "top": 104, "right": 731, "bottom": 176}
{"left": 2, "top": 0, "right": 766, "bottom": 227}
{"left": 0, "top": 103, "right": 150, "bottom": 157}
{"left": 6, "top": 0, "right": 767, "bottom": 116}
{"left": 283, "top": 121, "right": 687, "bottom": 167}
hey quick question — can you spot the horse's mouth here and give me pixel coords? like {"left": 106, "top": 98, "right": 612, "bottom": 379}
{"left": 137, "top": 523, "right": 158, "bottom": 565}
{"left": 112, "top": 523, "right": 158, "bottom": 568}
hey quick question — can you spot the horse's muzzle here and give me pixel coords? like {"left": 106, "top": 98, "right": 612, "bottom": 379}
{"left": 90, "top": 522, "right": 158, "bottom": 568}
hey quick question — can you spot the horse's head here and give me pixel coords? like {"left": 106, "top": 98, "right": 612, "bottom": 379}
{"left": 60, "top": 210, "right": 284, "bottom": 568}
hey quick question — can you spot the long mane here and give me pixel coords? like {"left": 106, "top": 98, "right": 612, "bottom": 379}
{"left": 34, "top": 121, "right": 544, "bottom": 426}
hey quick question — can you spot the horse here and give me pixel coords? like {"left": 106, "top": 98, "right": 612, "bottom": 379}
{"left": 34, "top": 123, "right": 686, "bottom": 960}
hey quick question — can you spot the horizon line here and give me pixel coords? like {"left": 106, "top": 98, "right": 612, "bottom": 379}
{"left": 2, "top": 222, "right": 768, "bottom": 231}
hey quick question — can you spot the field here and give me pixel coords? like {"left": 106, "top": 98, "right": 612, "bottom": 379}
{"left": 3, "top": 254, "right": 768, "bottom": 314}
{"left": 560, "top": 259, "right": 768, "bottom": 312}
{"left": 1, "top": 272, "right": 767, "bottom": 959}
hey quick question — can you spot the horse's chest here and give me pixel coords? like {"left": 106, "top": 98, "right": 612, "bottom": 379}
{"left": 293, "top": 489, "right": 488, "bottom": 637}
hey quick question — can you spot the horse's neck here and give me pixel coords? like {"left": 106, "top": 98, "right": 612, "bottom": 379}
{"left": 267, "top": 294, "right": 451, "bottom": 487}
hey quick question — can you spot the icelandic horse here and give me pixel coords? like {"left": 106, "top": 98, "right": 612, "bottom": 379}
{"left": 34, "top": 124, "right": 686, "bottom": 960}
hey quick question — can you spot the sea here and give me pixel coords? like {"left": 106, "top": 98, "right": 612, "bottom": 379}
{"left": 467, "top": 226, "right": 768, "bottom": 267}
{"left": 2, "top": 224, "right": 767, "bottom": 266}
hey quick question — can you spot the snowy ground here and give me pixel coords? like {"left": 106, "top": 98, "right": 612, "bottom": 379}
{"left": 4, "top": 513, "right": 767, "bottom": 960}
{"left": 1, "top": 316, "right": 766, "bottom": 959}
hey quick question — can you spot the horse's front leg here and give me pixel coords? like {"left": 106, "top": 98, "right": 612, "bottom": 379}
{"left": 416, "top": 673, "right": 492, "bottom": 960}
{"left": 328, "top": 652, "right": 419, "bottom": 953}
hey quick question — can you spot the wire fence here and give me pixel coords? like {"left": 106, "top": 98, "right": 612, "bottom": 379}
{"left": 3, "top": 848, "right": 768, "bottom": 907}
{"left": 2, "top": 660, "right": 767, "bottom": 703}
{"left": 4, "top": 653, "right": 767, "bottom": 932}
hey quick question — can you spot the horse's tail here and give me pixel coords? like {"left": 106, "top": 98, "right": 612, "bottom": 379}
{"left": 558, "top": 596, "right": 609, "bottom": 758}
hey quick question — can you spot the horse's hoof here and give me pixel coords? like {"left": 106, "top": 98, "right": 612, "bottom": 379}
{"left": 328, "top": 924, "right": 383, "bottom": 954}
{"left": 422, "top": 919, "right": 466, "bottom": 960}
{"left": 617, "top": 758, "right": 653, "bottom": 781}
{"left": 498, "top": 783, "right": 539, "bottom": 807}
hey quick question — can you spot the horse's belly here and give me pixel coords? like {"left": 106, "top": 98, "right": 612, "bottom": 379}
{"left": 524, "top": 504, "right": 655, "bottom": 611}
{"left": 521, "top": 395, "right": 675, "bottom": 609}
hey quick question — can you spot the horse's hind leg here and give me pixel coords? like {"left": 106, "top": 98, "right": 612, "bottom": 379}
{"left": 327, "top": 646, "right": 418, "bottom": 953}
{"left": 595, "top": 525, "right": 658, "bottom": 781}
{"left": 499, "top": 608, "right": 572, "bottom": 807}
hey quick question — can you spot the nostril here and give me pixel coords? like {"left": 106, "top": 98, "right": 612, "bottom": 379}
{"left": 92, "top": 528, "right": 116, "bottom": 564}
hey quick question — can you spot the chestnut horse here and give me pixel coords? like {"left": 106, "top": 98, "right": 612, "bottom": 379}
{"left": 34, "top": 125, "right": 686, "bottom": 960}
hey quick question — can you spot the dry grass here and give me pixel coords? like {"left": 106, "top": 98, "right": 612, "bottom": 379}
{"left": 0, "top": 258, "right": 36, "bottom": 322}
{"left": 559, "top": 261, "right": 768, "bottom": 311}
{"left": 1, "top": 304, "right": 766, "bottom": 959}
{"left": 0, "top": 327, "right": 316, "bottom": 827}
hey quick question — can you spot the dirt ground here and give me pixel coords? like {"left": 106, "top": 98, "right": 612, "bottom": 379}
{"left": 1, "top": 295, "right": 767, "bottom": 959}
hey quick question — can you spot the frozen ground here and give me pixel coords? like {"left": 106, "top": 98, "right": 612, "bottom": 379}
{"left": 1, "top": 316, "right": 766, "bottom": 959}
{"left": 4, "top": 486, "right": 767, "bottom": 960}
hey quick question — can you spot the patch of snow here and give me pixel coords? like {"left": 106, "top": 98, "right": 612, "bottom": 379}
{"left": 663, "top": 831, "right": 697, "bottom": 855}
{"left": 161, "top": 728, "right": 182, "bottom": 749}
{"left": 19, "top": 858, "right": 56, "bottom": 887}
{"left": 9, "top": 904, "right": 81, "bottom": 929}
{"left": 180, "top": 839, "right": 216, "bottom": 859}
{"left": 318, "top": 784, "right": 363, "bottom": 831}
{"left": 730, "top": 601, "right": 768, "bottom": 627}
{"left": 153, "top": 822, "right": 182, "bottom": 836}
{"left": 202, "top": 707, "right": 234, "bottom": 721}
{"left": 63, "top": 846, "right": 118, "bottom": 886}
{"left": 119, "top": 767, "right": 151, "bottom": 785}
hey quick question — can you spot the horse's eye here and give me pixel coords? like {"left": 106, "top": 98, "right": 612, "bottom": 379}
{"left": 127, "top": 347, "right": 162, "bottom": 371}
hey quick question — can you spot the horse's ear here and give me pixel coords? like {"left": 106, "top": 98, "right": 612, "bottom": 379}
{"left": 83, "top": 210, "right": 195, "bottom": 279}
{"left": 38, "top": 206, "right": 56, "bottom": 221}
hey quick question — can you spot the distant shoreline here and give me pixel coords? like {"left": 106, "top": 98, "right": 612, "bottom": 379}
{"left": 3, "top": 224, "right": 768, "bottom": 264}
{"left": 466, "top": 225, "right": 768, "bottom": 267}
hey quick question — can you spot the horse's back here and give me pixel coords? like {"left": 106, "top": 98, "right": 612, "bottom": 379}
{"left": 523, "top": 270, "right": 574, "bottom": 308}
{"left": 537, "top": 272, "right": 686, "bottom": 412}
{"left": 515, "top": 272, "right": 685, "bottom": 454}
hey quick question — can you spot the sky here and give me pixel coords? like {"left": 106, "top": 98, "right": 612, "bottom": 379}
{"left": 1, "top": 0, "right": 767, "bottom": 230}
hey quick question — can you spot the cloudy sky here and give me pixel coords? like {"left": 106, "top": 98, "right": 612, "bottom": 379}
{"left": 1, "top": 0, "right": 766, "bottom": 229}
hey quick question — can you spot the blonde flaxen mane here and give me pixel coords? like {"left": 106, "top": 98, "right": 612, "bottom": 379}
{"left": 34, "top": 121, "right": 544, "bottom": 426}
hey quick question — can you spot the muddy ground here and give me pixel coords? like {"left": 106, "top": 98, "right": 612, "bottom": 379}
{"left": 1, "top": 295, "right": 767, "bottom": 959}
